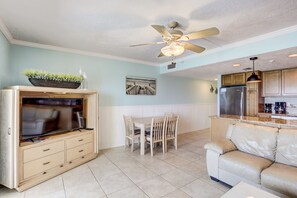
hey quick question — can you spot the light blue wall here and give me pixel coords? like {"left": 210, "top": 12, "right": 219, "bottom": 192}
{"left": 0, "top": 32, "right": 10, "bottom": 88}
{"left": 10, "top": 45, "right": 217, "bottom": 106}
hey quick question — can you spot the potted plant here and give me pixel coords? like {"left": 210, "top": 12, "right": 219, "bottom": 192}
{"left": 23, "top": 69, "right": 84, "bottom": 89}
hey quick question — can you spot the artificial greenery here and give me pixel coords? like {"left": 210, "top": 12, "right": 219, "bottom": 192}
{"left": 23, "top": 69, "right": 84, "bottom": 83}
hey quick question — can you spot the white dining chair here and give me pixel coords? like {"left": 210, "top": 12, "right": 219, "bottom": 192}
{"left": 145, "top": 117, "right": 166, "bottom": 156}
{"left": 164, "top": 115, "right": 179, "bottom": 151}
{"left": 123, "top": 115, "right": 140, "bottom": 152}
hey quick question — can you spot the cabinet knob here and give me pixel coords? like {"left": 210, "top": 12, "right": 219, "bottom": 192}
{"left": 43, "top": 172, "right": 47, "bottom": 175}
{"left": 82, "top": 156, "right": 85, "bottom": 159}
{"left": 78, "top": 139, "right": 84, "bottom": 142}
{"left": 79, "top": 150, "right": 84, "bottom": 153}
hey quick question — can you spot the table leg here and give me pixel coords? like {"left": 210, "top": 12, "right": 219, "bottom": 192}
{"left": 140, "top": 124, "right": 145, "bottom": 155}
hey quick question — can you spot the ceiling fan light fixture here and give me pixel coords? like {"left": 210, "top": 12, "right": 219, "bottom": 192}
{"left": 247, "top": 57, "right": 261, "bottom": 83}
{"left": 161, "top": 42, "right": 185, "bottom": 57}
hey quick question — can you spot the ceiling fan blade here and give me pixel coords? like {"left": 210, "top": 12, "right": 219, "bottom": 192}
{"left": 180, "top": 27, "right": 220, "bottom": 41}
{"left": 183, "top": 43, "right": 205, "bottom": 53}
{"left": 151, "top": 25, "right": 172, "bottom": 38}
{"left": 158, "top": 52, "right": 164, "bottom": 57}
{"left": 130, "top": 41, "right": 164, "bottom": 47}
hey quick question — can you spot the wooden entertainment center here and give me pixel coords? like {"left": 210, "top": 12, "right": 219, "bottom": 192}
{"left": 0, "top": 86, "right": 99, "bottom": 191}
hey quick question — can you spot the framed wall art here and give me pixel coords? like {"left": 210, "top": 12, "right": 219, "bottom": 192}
{"left": 126, "top": 76, "right": 156, "bottom": 95}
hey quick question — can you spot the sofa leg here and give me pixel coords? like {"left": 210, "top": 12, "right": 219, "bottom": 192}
{"left": 210, "top": 176, "right": 219, "bottom": 182}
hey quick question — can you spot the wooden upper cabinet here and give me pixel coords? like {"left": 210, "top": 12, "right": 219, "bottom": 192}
{"left": 262, "top": 70, "right": 282, "bottom": 97}
{"left": 222, "top": 73, "right": 245, "bottom": 86}
{"left": 282, "top": 68, "right": 297, "bottom": 96}
{"left": 233, "top": 73, "right": 246, "bottom": 85}
{"left": 222, "top": 74, "right": 233, "bottom": 86}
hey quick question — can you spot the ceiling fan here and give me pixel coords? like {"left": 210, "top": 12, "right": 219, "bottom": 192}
{"left": 130, "top": 21, "right": 220, "bottom": 57}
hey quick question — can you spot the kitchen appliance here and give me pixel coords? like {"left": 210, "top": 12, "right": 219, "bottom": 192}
{"left": 220, "top": 86, "right": 246, "bottom": 116}
{"left": 275, "top": 102, "right": 286, "bottom": 114}
{"left": 264, "top": 103, "right": 273, "bottom": 113}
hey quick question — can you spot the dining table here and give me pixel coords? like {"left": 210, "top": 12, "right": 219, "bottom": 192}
{"left": 133, "top": 116, "right": 161, "bottom": 155}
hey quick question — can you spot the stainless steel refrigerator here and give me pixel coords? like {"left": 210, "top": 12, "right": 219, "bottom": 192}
{"left": 220, "top": 86, "right": 246, "bottom": 116}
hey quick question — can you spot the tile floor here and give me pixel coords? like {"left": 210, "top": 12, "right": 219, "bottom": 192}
{"left": 0, "top": 129, "right": 231, "bottom": 198}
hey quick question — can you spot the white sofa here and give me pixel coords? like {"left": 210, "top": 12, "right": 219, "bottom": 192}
{"left": 204, "top": 122, "right": 297, "bottom": 198}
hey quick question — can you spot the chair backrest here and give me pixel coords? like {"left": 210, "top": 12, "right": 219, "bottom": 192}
{"left": 166, "top": 115, "right": 179, "bottom": 138}
{"left": 123, "top": 115, "right": 135, "bottom": 137}
{"left": 150, "top": 117, "right": 166, "bottom": 142}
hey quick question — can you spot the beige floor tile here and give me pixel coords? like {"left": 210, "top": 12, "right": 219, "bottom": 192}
{"left": 181, "top": 179, "right": 225, "bottom": 198}
{"left": 107, "top": 185, "right": 148, "bottom": 198}
{"left": 99, "top": 172, "right": 134, "bottom": 195}
{"left": 164, "top": 156, "right": 191, "bottom": 168}
{"left": 0, "top": 185, "right": 25, "bottom": 198}
{"left": 137, "top": 176, "right": 176, "bottom": 198}
{"left": 179, "top": 162, "right": 207, "bottom": 178}
{"left": 90, "top": 161, "right": 122, "bottom": 181}
{"left": 121, "top": 164, "right": 157, "bottom": 183}
{"left": 143, "top": 159, "right": 176, "bottom": 175}
{"left": 161, "top": 168, "right": 196, "bottom": 188}
{"left": 104, "top": 151, "right": 131, "bottom": 162}
{"left": 26, "top": 190, "right": 65, "bottom": 198}
{"left": 162, "top": 189, "right": 192, "bottom": 198}
{"left": 65, "top": 182, "right": 105, "bottom": 198}
{"left": 200, "top": 174, "right": 231, "bottom": 192}
{"left": 154, "top": 152, "right": 176, "bottom": 160}
{"left": 24, "top": 176, "right": 64, "bottom": 198}
{"left": 113, "top": 157, "right": 144, "bottom": 170}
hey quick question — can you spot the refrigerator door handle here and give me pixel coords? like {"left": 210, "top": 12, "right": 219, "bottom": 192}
{"left": 240, "top": 90, "right": 243, "bottom": 117}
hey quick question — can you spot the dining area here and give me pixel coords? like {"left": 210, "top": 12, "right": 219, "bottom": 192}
{"left": 123, "top": 114, "right": 179, "bottom": 156}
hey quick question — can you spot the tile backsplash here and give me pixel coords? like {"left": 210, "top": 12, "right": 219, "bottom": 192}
{"left": 264, "top": 97, "right": 297, "bottom": 115}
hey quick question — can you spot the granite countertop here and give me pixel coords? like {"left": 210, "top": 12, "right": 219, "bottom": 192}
{"left": 210, "top": 114, "right": 297, "bottom": 127}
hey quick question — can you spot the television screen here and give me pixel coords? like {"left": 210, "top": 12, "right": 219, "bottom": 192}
{"left": 21, "top": 98, "right": 84, "bottom": 140}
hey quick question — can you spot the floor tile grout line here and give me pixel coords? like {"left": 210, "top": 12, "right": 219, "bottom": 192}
{"left": 87, "top": 162, "right": 109, "bottom": 197}
{"left": 61, "top": 175, "right": 67, "bottom": 198}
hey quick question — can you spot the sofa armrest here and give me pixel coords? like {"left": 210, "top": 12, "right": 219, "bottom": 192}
{"left": 204, "top": 138, "right": 237, "bottom": 154}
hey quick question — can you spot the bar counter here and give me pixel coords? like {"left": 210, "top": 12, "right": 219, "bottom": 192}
{"left": 211, "top": 114, "right": 297, "bottom": 129}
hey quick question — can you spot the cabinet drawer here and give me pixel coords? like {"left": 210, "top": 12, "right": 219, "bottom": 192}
{"left": 67, "top": 142, "right": 93, "bottom": 162}
{"left": 23, "top": 152, "right": 64, "bottom": 179}
{"left": 23, "top": 141, "right": 64, "bottom": 163}
{"left": 66, "top": 132, "right": 93, "bottom": 149}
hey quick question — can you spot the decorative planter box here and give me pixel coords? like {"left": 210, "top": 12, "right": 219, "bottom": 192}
{"left": 29, "top": 78, "right": 81, "bottom": 89}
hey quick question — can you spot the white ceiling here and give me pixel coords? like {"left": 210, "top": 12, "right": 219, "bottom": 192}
{"left": 1, "top": 0, "right": 297, "bottom": 65}
{"left": 165, "top": 47, "right": 297, "bottom": 81}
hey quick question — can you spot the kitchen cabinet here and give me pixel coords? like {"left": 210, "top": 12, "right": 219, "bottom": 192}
{"left": 222, "top": 73, "right": 246, "bottom": 86}
{"left": 262, "top": 70, "right": 282, "bottom": 97}
{"left": 282, "top": 68, "right": 297, "bottom": 96}
{"left": 246, "top": 71, "right": 264, "bottom": 116}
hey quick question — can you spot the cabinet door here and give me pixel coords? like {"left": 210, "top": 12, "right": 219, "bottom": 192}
{"left": 233, "top": 73, "right": 246, "bottom": 85}
{"left": 262, "top": 71, "right": 282, "bottom": 96}
{"left": 282, "top": 68, "right": 297, "bottom": 96}
{"left": 222, "top": 75, "right": 233, "bottom": 86}
{"left": 246, "top": 83, "right": 258, "bottom": 116}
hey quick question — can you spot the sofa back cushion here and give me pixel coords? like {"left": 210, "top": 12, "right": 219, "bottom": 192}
{"left": 230, "top": 123, "right": 278, "bottom": 161}
{"left": 276, "top": 128, "right": 297, "bottom": 167}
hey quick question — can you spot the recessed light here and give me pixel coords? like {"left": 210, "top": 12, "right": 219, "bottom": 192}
{"left": 288, "top": 54, "right": 297, "bottom": 58}
{"left": 269, "top": 59, "right": 275, "bottom": 63}
{"left": 214, "top": 78, "right": 218, "bottom": 81}
{"left": 233, "top": 63, "right": 240, "bottom": 67}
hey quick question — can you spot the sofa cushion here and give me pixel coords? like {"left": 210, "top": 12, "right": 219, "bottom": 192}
{"left": 219, "top": 151, "right": 273, "bottom": 184}
{"left": 276, "top": 128, "right": 297, "bottom": 167}
{"left": 230, "top": 123, "right": 278, "bottom": 161}
{"left": 204, "top": 138, "right": 237, "bottom": 154}
{"left": 261, "top": 163, "right": 297, "bottom": 197}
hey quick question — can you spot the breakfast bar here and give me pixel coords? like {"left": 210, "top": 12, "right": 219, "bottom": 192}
{"left": 210, "top": 114, "right": 297, "bottom": 141}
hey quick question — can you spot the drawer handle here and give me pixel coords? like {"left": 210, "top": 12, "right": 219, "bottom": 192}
{"left": 43, "top": 172, "right": 47, "bottom": 175}
{"left": 43, "top": 148, "right": 50, "bottom": 152}
{"left": 82, "top": 156, "right": 85, "bottom": 159}
{"left": 78, "top": 139, "right": 84, "bottom": 142}
{"left": 43, "top": 162, "right": 50, "bottom": 165}
{"left": 79, "top": 150, "right": 84, "bottom": 153}
{"left": 69, "top": 161, "right": 72, "bottom": 164}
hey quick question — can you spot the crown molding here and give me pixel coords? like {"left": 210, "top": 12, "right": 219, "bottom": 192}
{"left": 10, "top": 39, "right": 160, "bottom": 67}
{"left": 161, "top": 24, "right": 297, "bottom": 66}
{"left": 0, "top": 19, "right": 13, "bottom": 42}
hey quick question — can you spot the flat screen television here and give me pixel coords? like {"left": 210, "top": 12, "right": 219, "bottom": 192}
{"left": 21, "top": 98, "right": 84, "bottom": 140}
